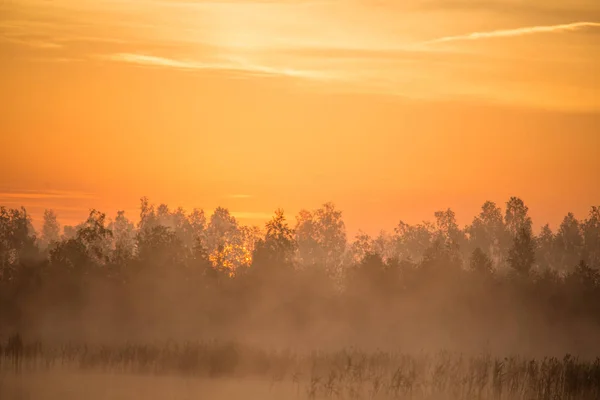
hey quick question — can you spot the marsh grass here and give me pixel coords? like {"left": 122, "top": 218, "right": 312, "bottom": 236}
{"left": 2, "top": 341, "right": 600, "bottom": 399}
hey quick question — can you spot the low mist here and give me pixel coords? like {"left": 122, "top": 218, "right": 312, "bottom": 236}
{"left": 1, "top": 198, "right": 600, "bottom": 399}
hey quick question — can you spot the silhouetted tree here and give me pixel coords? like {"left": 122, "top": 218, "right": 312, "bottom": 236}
{"left": 371, "top": 230, "right": 395, "bottom": 261}
{"left": 49, "top": 236, "right": 90, "bottom": 273}
{"left": 347, "top": 252, "right": 393, "bottom": 299}
{"left": 505, "top": 197, "right": 532, "bottom": 238}
{"left": 434, "top": 208, "right": 466, "bottom": 250}
{"left": 420, "top": 238, "right": 462, "bottom": 278}
{"left": 568, "top": 259, "right": 599, "bottom": 289}
{"left": 469, "top": 247, "right": 493, "bottom": 275}
{"left": 188, "top": 208, "right": 208, "bottom": 250}
{"left": 582, "top": 206, "right": 600, "bottom": 268}
{"left": 109, "top": 210, "right": 136, "bottom": 263}
{"left": 536, "top": 224, "right": 556, "bottom": 270}
{"left": 137, "top": 225, "right": 183, "bottom": 269}
{"left": 555, "top": 212, "right": 583, "bottom": 272}
{"left": 350, "top": 231, "right": 373, "bottom": 263}
{"left": 295, "top": 202, "right": 346, "bottom": 276}
{"left": 2, "top": 199, "right": 600, "bottom": 355}
{"left": 76, "top": 210, "right": 113, "bottom": 266}
{"left": 40, "top": 209, "right": 60, "bottom": 250}
{"left": 49, "top": 210, "right": 112, "bottom": 275}
{"left": 467, "top": 201, "right": 506, "bottom": 266}
{"left": 253, "top": 209, "right": 296, "bottom": 271}
{"left": 0, "top": 207, "right": 37, "bottom": 281}
{"left": 204, "top": 208, "right": 257, "bottom": 275}
{"left": 393, "top": 220, "right": 434, "bottom": 261}
{"left": 507, "top": 227, "right": 535, "bottom": 275}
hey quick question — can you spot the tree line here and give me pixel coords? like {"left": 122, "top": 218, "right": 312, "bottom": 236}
{"left": 1, "top": 197, "right": 599, "bottom": 354}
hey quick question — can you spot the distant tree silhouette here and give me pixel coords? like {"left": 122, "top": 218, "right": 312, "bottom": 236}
{"left": 347, "top": 252, "right": 391, "bottom": 299}
{"left": 434, "top": 208, "right": 466, "bottom": 249}
{"left": 40, "top": 209, "right": 61, "bottom": 250}
{"left": 253, "top": 209, "right": 296, "bottom": 271}
{"left": 371, "top": 230, "right": 395, "bottom": 261}
{"left": 555, "top": 212, "right": 583, "bottom": 272}
{"left": 505, "top": 197, "right": 532, "bottom": 238}
{"left": 582, "top": 206, "right": 600, "bottom": 268}
{"left": 469, "top": 247, "right": 493, "bottom": 275}
{"left": 350, "top": 230, "right": 373, "bottom": 263}
{"left": 0, "top": 207, "right": 37, "bottom": 281}
{"left": 568, "top": 259, "right": 599, "bottom": 289}
{"left": 420, "top": 238, "right": 462, "bottom": 278}
{"left": 467, "top": 201, "right": 506, "bottom": 266}
{"left": 536, "top": 223, "right": 556, "bottom": 270}
{"left": 49, "top": 236, "right": 89, "bottom": 273}
{"left": 137, "top": 225, "right": 183, "bottom": 269}
{"left": 49, "top": 210, "right": 112, "bottom": 274}
{"left": 295, "top": 202, "right": 346, "bottom": 276}
{"left": 1, "top": 197, "right": 600, "bottom": 354}
{"left": 76, "top": 210, "right": 113, "bottom": 266}
{"left": 206, "top": 207, "right": 253, "bottom": 274}
{"left": 508, "top": 227, "right": 536, "bottom": 275}
{"left": 109, "top": 210, "right": 136, "bottom": 263}
{"left": 393, "top": 220, "right": 434, "bottom": 261}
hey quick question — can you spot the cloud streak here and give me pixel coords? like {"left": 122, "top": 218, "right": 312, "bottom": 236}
{"left": 100, "top": 53, "right": 333, "bottom": 80}
{"left": 0, "top": 190, "right": 97, "bottom": 200}
{"left": 0, "top": 35, "right": 64, "bottom": 49}
{"left": 4, "top": 1, "right": 600, "bottom": 111}
{"left": 422, "top": 21, "right": 600, "bottom": 45}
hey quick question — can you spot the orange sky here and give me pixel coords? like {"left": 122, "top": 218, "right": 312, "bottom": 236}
{"left": 1, "top": 0, "right": 599, "bottom": 234}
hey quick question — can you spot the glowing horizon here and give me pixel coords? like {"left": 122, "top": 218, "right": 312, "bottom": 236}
{"left": 1, "top": 0, "right": 599, "bottom": 235}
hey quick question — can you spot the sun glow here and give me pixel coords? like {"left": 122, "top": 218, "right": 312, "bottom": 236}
{"left": 1, "top": 0, "right": 599, "bottom": 232}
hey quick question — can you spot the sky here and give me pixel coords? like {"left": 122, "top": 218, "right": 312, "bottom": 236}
{"left": 1, "top": 0, "right": 599, "bottom": 234}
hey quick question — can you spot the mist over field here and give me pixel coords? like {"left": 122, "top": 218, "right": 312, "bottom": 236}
{"left": 2, "top": 198, "right": 600, "bottom": 399}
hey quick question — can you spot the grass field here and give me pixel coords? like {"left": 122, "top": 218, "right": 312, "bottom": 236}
{"left": 2, "top": 341, "right": 600, "bottom": 399}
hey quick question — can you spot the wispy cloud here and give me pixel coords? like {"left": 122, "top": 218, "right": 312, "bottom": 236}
{"left": 227, "top": 194, "right": 253, "bottom": 199}
{"left": 100, "top": 53, "right": 333, "bottom": 80}
{"left": 422, "top": 21, "right": 600, "bottom": 45}
{"left": 4, "top": 0, "right": 600, "bottom": 110}
{"left": 101, "top": 53, "right": 206, "bottom": 70}
{"left": 0, "top": 190, "right": 97, "bottom": 200}
{"left": 0, "top": 35, "right": 63, "bottom": 49}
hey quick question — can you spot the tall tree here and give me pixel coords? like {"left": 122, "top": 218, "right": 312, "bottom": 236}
{"left": 434, "top": 208, "right": 466, "bottom": 251}
{"left": 49, "top": 210, "right": 112, "bottom": 275}
{"left": 420, "top": 237, "right": 463, "bottom": 278}
{"left": 467, "top": 201, "right": 507, "bottom": 264}
{"left": 188, "top": 208, "right": 208, "bottom": 251}
{"left": 206, "top": 207, "right": 253, "bottom": 275}
{"left": 469, "top": 247, "right": 493, "bottom": 275}
{"left": 371, "top": 230, "right": 395, "bottom": 262}
{"left": 253, "top": 209, "right": 296, "bottom": 272}
{"left": 505, "top": 197, "right": 532, "bottom": 238}
{"left": 0, "top": 207, "right": 37, "bottom": 281}
{"left": 110, "top": 210, "right": 136, "bottom": 262}
{"left": 76, "top": 210, "right": 113, "bottom": 267}
{"left": 136, "top": 224, "right": 183, "bottom": 269}
{"left": 295, "top": 202, "right": 347, "bottom": 276}
{"left": 393, "top": 220, "right": 435, "bottom": 261}
{"left": 507, "top": 227, "right": 536, "bottom": 275}
{"left": 555, "top": 212, "right": 583, "bottom": 271}
{"left": 138, "top": 196, "right": 158, "bottom": 232}
{"left": 295, "top": 208, "right": 320, "bottom": 267}
{"left": 350, "top": 231, "right": 373, "bottom": 263}
{"left": 582, "top": 206, "right": 600, "bottom": 268}
{"left": 536, "top": 224, "right": 556, "bottom": 271}
{"left": 40, "top": 209, "right": 61, "bottom": 250}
